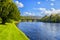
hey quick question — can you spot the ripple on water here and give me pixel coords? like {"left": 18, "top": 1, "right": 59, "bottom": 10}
{"left": 17, "top": 22, "right": 60, "bottom": 40}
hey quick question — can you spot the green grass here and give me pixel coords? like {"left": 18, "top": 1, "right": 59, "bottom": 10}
{"left": 0, "top": 23, "right": 29, "bottom": 40}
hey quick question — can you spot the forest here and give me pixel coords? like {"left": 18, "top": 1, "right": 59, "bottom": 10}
{"left": 40, "top": 14, "right": 60, "bottom": 23}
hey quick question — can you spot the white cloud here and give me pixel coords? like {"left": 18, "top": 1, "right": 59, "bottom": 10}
{"left": 37, "top": 2, "right": 41, "bottom": 4}
{"left": 51, "top": 0, "right": 55, "bottom": 1}
{"left": 45, "top": 9, "right": 60, "bottom": 15}
{"left": 46, "top": 0, "right": 55, "bottom": 1}
{"left": 51, "top": 8, "right": 55, "bottom": 11}
{"left": 50, "top": 3, "right": 54, "bottom": 6}
{"left": 38, "top": 8, "right": 46, "bottom": 11}
{"left": 15, "top": 1, "right": 24, "bottom": 8}
{"left": 37, "top": 7, "right": 60, "bottom": 15}
{"left": 44, "top": 9, "right": 60, "bottom": 15}
{"left": 23, "top": 12, "right": 35, "bottom": 16}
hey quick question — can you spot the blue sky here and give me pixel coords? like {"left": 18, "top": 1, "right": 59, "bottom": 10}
{"left": 14, "top": 0, "right": 60, "bottom": 16}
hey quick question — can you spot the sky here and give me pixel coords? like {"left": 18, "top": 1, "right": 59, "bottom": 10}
{"left": 13, "top": 0, "right": 60, "bottom": 16}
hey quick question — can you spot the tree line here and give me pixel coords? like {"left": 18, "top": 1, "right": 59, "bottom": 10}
{"left": 40, "top": 14, "right": 60, "bottom": 23}
{"left": 0, "top": 0, "right": 20, "bottom": 24}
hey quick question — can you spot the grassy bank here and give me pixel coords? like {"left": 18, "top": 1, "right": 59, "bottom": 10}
{"left": 0, "top": 23, "right": 29, "bottom": 40}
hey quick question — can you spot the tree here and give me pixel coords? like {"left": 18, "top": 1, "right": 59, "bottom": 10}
{"left": 40, "top": 14, "right": 60, "bottom": 23}
{"left": 0, "top": 0, "right": 20, "bottom": 24}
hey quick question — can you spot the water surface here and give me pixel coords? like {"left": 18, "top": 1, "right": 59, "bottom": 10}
{"left": 17, "top": 22, "right": 60, "bottom": 40}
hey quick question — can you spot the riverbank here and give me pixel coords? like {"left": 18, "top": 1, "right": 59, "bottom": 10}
{"left": 0, "top": 23, "right": 29, "bottom": 40}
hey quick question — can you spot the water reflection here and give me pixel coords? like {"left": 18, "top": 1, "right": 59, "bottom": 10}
{"left": 17, "top": 22, "right": 60, "bottom": 40}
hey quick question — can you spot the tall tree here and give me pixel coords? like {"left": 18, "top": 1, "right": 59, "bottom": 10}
{"left": 0, "top": 0, "right": 20, "bottom": 24}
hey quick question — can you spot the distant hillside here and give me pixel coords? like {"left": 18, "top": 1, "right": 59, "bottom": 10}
{"left": 40, "top": 14, "right": 60, "bottom": 23}
{"left": 0, "top": 23, "right": 29, "bottom": 40}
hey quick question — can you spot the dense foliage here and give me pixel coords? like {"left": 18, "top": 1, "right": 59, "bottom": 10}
{"left": 0, "top": 0, "right": 20, "bottom": 24}
{"left": 40, "top": 14, "right": 60, "bottom": 23}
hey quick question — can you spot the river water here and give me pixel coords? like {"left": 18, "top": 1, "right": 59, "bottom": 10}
{"left": 17, "top": 22, "right": 60, "bottom": 40}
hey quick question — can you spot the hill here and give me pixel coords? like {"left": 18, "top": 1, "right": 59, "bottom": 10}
{"left": 40, "top": 14, "right": 60, "bottom": 23}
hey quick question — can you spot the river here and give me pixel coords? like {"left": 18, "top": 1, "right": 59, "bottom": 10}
{"left": 17, "top": 22, "right": 60, "bottom": 40}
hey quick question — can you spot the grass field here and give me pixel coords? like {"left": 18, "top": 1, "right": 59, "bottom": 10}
{"left": 0, "top": 23, "right": 29, "bottom": 40}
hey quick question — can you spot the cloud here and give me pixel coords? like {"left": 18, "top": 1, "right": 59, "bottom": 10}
{"left": 37, "top": 2, "right": 41, "bottom": 4}
{"left": 51, "top": 0, "right": 55, "bottom": 1}
{"left": 38, "top": 8, "right": 46, "bottom": 11}
{"left": 15, "top": 1, "right": 24, "bottom": 8}
{"left": 37, "top": 7, "right": 60, "bottom": 15}
{"left": 50, "top": 3, "right": 54, "bottom": 6}
{"left": 23, "top": 12, "right": 35, "bottom": 16}
{"left": 46, "top": 0, "right": 55, "bottom": 1}
{"left": 51, "top": 8, "right": 55, "bottom": 11}
{"left": 44, "top": 9, "right": 60, "bottom": 15}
